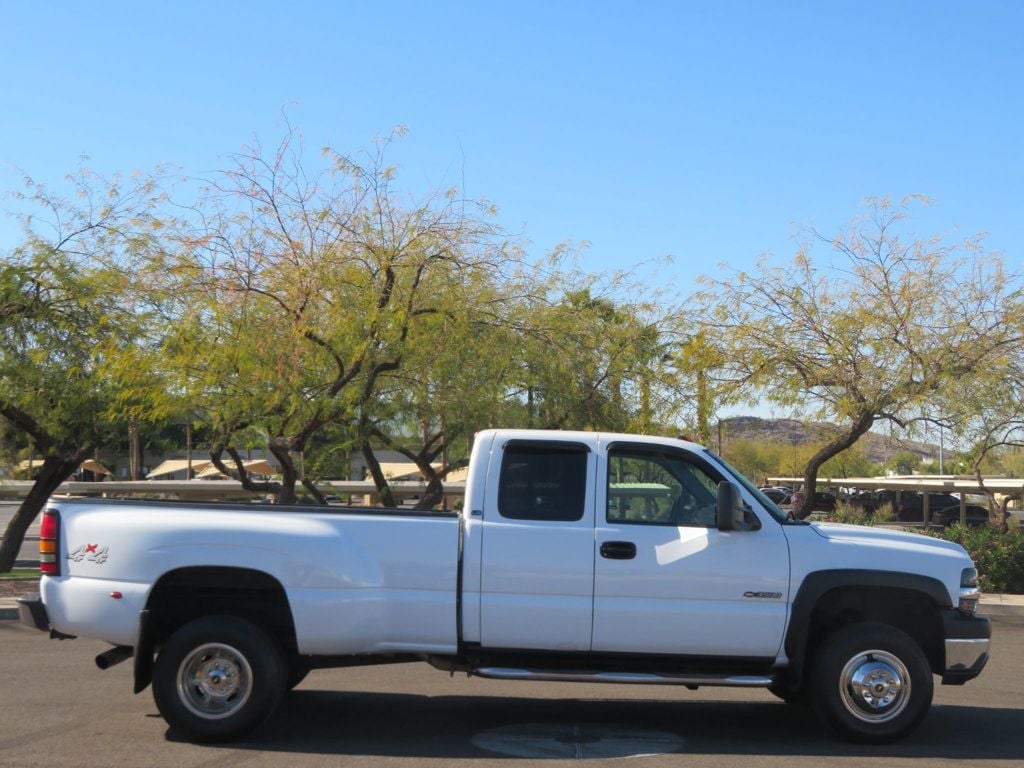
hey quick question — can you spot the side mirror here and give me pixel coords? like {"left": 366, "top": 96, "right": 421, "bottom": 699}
{"left": 717, "top": 481, "right": 745, "bottom": 531}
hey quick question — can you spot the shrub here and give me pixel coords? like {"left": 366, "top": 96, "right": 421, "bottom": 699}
{"left": 825, "top": 500, "right": 894, "bottom": 527}
{"left": 873, "top": 502, "right": 895, "bottom": 524}
{"left": 930, "top": 524, "right": 1024, "bottom": 594}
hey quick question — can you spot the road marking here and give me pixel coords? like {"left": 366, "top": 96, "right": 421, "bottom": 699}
{"left": 472, "top": 722, "right": 684, "bottom": 760}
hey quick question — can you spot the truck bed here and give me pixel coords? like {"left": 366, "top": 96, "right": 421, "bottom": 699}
{"left": 41, "top": 496, "right": 462, "bottom": 655}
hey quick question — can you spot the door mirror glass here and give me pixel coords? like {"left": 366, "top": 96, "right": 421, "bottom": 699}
{"left": 716, "top": 481, "right": 746, "bottom": 531}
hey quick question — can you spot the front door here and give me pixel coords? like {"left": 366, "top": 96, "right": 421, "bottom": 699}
{"left": 478, "top": 436, "right": 598, "bottom": 651}
{"left": 592, "top": 442, "right": 789, "bottom": 657}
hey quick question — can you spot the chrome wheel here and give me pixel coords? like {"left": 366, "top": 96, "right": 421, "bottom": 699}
{"left": 177, "top": 643, "right": 253, "bottom": 720}
{"left": 838, "top": 649, "right": 910, "bottom": 723}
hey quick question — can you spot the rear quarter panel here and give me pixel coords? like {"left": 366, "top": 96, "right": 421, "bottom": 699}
{"left": 44, "top": 502, "right": 460, "bottom": 654}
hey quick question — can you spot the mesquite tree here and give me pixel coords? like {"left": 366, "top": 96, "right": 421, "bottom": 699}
{"left": 691, "top": 197, "right": 1024, "bottom": 520}
{"left": 0, "top": 170, "right": 167, "bottom": 571}
{"left": 165, "top": 128, "right": 509, "bottom": 504}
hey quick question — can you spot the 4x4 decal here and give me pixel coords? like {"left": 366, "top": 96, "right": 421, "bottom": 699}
{"left": 67, "top": 543, "right": 109, "bottom": 565}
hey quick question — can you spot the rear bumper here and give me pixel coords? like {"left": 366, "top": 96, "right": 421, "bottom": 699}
{"left": 941, "top": 610, "right": 991, "bottom": 684}
{"left": 17, "top": 595, "right": 49, "bottom": 632}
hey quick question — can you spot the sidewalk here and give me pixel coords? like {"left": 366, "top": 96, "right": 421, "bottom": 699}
{"left": 3, "top": 594, "right": 1023, "bottom": 621}
{"left": 975, "top": 592, "right": 1024, "bottom": 617}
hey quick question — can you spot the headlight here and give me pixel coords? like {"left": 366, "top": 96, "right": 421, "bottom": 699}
{"left": 959, "top": 567, "right": 981, "bottom": 615}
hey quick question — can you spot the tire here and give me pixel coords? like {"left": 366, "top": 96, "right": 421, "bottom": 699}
{"left": 810, "top": 622, "right": 933, "bottom": 743}
{"left": 152, "top": 615, "right": 286, "bottom": 742}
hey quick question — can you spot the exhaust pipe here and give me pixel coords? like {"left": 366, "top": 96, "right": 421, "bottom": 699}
{"left": 96, "top": 646, "right": 134, "bottom": 670}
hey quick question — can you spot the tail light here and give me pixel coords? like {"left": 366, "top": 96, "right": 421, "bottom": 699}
{"left": 39, "top": 509, "right": 60, "bottom": 576}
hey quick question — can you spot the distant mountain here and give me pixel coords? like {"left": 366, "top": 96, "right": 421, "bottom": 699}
{"left": 716, "top": 416, "right": 939, "bottom": 464}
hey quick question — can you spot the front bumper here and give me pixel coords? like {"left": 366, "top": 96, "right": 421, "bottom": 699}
{"left": 941, "top": 609, "right": 991, "bottom": 684}
{"left": 17, "top": 594, "right": 49, "bottom": 632}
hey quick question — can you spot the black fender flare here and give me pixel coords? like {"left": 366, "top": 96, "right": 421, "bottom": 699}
{"left": 784, "top": 569, "right": 951, "bottom": 684}
{"left": 133, "top": 609, "right": 154, "bottom": 693}
{"left": 132, "top": 566, "right": 295, "bottom": 694}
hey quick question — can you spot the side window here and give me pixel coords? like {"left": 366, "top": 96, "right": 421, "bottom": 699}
{"left": 607, "top": 449, "right": 721, "bottom": 527}
{"left": 498, "top": 443, "right": 588, "bottom": 522}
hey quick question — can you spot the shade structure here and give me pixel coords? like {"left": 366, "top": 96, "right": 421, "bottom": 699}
{"left": 195, "top": 459, "right": 277, "bottom": 479}
{"left": 16, "top": 458, "right": 111, "bottom": 477}
{"left": 375, "top": 462, "right": 443, "bottom": 480}
{"left": 146, "top": 459, "right": 214, "bottom": 479}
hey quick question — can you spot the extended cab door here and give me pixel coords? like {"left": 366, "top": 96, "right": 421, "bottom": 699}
{"left": 592, "top": 441, "right": 790, "bottom": 657}
{"left": 478, "top": 436, "right": 597, "bottom": 651}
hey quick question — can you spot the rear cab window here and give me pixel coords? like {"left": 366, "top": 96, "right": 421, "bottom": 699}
{"left": 498, "top": 441, "right": 589, "bottom": 522}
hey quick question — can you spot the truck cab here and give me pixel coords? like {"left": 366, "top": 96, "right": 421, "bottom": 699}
{"left": 462, "top": 431, "right": 790, "bottom": 659}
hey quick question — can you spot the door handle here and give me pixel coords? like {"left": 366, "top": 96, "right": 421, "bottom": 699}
{"left": 600, "top": 541, "right": 637, "bottom": 560}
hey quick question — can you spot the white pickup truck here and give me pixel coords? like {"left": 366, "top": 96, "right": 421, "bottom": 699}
{"left": 19, "top": 429, "right": 990, "bottom": 744}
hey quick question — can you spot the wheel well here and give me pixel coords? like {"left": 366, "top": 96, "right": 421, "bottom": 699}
{"left": 145, "top": 567, "right": 297, "bottom": 654}
{"left": 804, "top": 586, "right": 943, "bottom": 675}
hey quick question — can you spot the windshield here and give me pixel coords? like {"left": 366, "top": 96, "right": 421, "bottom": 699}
{"left": 702, "top": 449, "right": 795, "bottom": 524}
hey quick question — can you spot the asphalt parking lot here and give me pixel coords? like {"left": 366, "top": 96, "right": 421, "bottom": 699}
{"left": 1, "top": 613, "right": 1021, "bottom": 768}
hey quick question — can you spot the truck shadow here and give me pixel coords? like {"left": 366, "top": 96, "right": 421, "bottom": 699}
{"left": 193, "top": 690, "right": 1024, "bottom": 760}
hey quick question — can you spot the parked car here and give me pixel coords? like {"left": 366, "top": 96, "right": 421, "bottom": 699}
{"left": 759, "top": 487, "right": 792, "bottom": 505}
{"left": 790, "top": 490, "right": 838, "bottom": 515}
{"left": 851, "top": 490, "right": 989, "bottom": 526}
{"left": 930, "top": 501, "right": 991, "bottom": 528}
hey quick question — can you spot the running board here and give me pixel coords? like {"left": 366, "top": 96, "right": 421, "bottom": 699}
{"left": 471, "top": 667, "right": 775, "bottom": 687}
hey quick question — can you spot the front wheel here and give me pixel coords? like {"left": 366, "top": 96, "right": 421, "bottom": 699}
{"left": 811, "top": 622, "right": 933, "bottom": 743}
{"left": 152, "top": 615, "right": 286, "bottom": 742}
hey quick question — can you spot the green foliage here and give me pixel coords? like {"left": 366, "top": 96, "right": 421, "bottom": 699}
{"left": 887, "top": 451, "right": 921, "bottom": 475}
{"left": 721, "top": 437, "right": 879, "bottom": 484}
{"left": 819, "top": 443, "right": 880, "bottom": 478}
{"left": 931, "top": 524, "right": 1024, "bottom": 594}
{"left": 503, "top": 274, "right": 679, "bottom": 434}
{"left": 0, "top": 168, "right": 171, "bottom": 454}
{"left": 721, "top": 439, "right": 784, "bottom": 485}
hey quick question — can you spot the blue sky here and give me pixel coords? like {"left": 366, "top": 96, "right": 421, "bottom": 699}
{"left": 2, "top": 0, "right": 1022, "bottom": 295}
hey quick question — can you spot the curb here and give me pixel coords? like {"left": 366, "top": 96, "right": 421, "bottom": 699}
{"left": 978, "top": 596, "right": 1024, "bottom": 618}
{"left": 0, "top": 601, "right": 22, "bottom": 621}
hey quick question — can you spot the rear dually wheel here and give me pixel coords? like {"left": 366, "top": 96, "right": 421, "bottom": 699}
{"left": 152, "top": 615, "right": 286, "bottom": 742}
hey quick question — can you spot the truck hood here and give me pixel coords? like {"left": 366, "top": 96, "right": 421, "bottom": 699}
{"left": 810, "top": 522, "right": 968, "bottom": 558}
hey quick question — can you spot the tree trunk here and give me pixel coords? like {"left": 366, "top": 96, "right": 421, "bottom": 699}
{"left": 361, "top": 439, "right": 396, "bottom": 508}
{"left": 794, "top": 413, "right": 874, "bottom": 520}
{"left": 300, "top": 477, "right": 328, "bottom": 505}
{"left": 413, "top": 463, "right": 445, "bottom": 511}
{"left": 696, "top": 369, "right": 711, "bottom": 446}
{"left": 639, "top": 375, "right": 652, "bottom": 433}
{"left": 209, "top": 445, "right": 283, "bottom": 498}
{"left": 267, "top": 442, "right": 298, "bottom": 505}
{"left": 185, "top": 421, "right": 193, "bottom": 479}
{"left": 128, "top": 417, "right": 141, "bottom": 480}
{"left": 0, "top": 449, "right": 89, "bottom": 572}
{"left": 974, "top": 466, "right": 1012, "bottom": 532}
